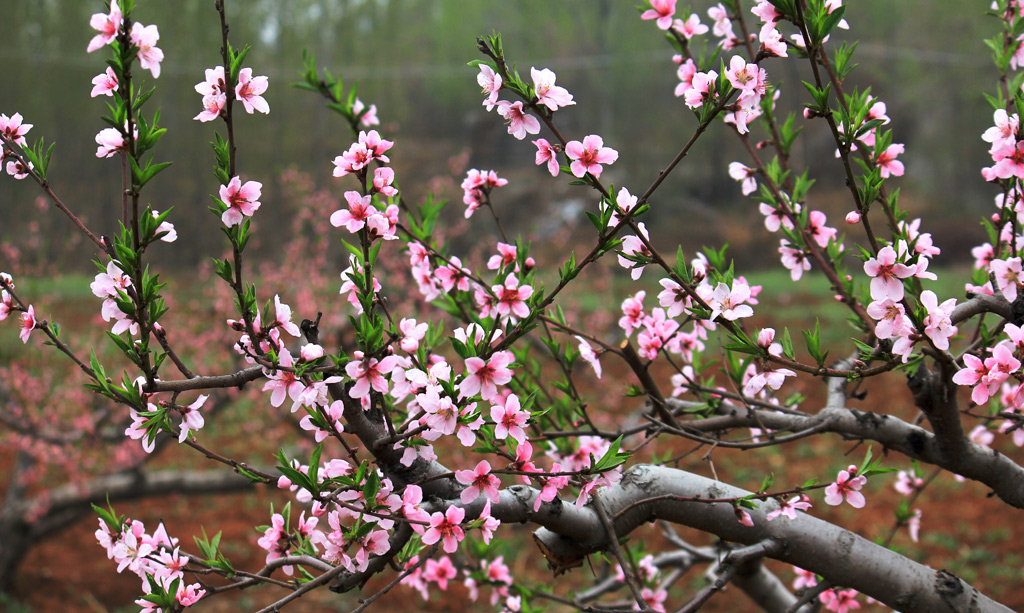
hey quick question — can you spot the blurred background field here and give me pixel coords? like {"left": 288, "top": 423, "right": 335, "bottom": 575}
{"left": 0, "top": 0, "right": 1003, "bottom": 276}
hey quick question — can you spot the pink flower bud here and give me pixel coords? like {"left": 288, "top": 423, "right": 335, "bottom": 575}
{"left": 845, "top": 211, "right": 861, "bottom": 224}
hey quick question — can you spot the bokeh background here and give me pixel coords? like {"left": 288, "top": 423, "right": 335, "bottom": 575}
{"left": 0, "top": 0, "right": 1000, "bottom": 275}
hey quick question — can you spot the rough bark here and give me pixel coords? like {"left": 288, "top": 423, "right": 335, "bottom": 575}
{"left": 518, "top": 465, "right": 1011, "bottom": 613}
{"left": 666, "top": 398, "right": 1024, "bottom": 508}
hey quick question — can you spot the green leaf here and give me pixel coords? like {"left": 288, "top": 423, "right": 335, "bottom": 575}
{"left": 801, "top": 319, "right": 827, "bottom": 366}
{"left": 590, "top": 435, "right": 631, "bottom": 472}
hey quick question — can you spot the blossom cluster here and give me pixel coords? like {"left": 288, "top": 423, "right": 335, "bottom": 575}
{"left": 618, "top": 257, "right": 761, "bottom": 370}
{"left": 402, "top": 554, "right": 516, "bottom": 609}
{"left": 0, "top": 112, "right": 33, "bottom": 179}
{"left": 95, "top": 517, "right": 205, "bottom": 610}
{"left": 475, "top": 62, "right": 619, "bottom": 181}
{"left": 87, "top": 1, "right": 163, "bottom": 78}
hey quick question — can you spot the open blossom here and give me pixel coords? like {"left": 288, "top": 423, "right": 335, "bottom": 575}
{"left": 675, "top": 58, "right": 698, "bottom": 97}
{"left": 175, "top": 583, "right": 206, "bottom": 607}
{"left": 708, "top": 3, "right": 735, "bottom": 39}
{"left": 760, "top": 24, "right": 788, "bottom": 57}
{"left": 435, "top": 256, "right": 471, "bottom": 293}
{"left": 983, "top": 109, "right": 1019, "bottom": 151}
{"left": 398, "top": 318, "right": 428, "bottom": 353}
{"left": 456, "top": 460, "right": 501, "bottom": 504}
{"left": 331, "top": 191, "right": 378, "bottom": 233}
{"left": 684, "top": 70, "right": 718, "bottom": 108}
{"left": 708, "top": 281, "right": 754, "bottom": 321}
{"left": 824, "top": 465, "right": 867, "bottom": 508}
{"left": 195, "top": 66, "right": 226, "bottom": 97}
{"left": 352, "top": 98, "right": 379, "bottom": 126}
{"left": 477, "top": 64, "right": 502, "bottom": 110}
{"left": 487, "top": 242, "right": 519, "bottom": 271}
{"left": 673, "top": 13, "right": 709, "bottom": 39}
{"left": 346, "top": 351, "right": 401, "bottom": 399}
{"left": 0, "top": 111, "right": 32, "bottom": 148}
{"left": 235, "top": 67, "right": 270, "bottom": 114}
{"left": 125, "top": 408, "right": 155, "bottom": 453}
{"left": 619, "top": 290, "right": 646, "bottom": 336}
{"left": 492, "top": 274, "right": 533, "bottom": 320}
{"left": 460, "top": 351, "right": 514, "bottom": 401}
{"left": 87, "top": 0, "right": 122, "bottom": 52}
{"left": 725, "top": 55, "right": 760, "bottom": 92}
{"left": 90, "top": 67, "right": 119, "bottom": 97}
{"left": 806, "top": 210, "right": 837, "bottom": 248}
{"left": 565, "top": 134, "right": 618, "bottom": 179}
{"left": 219, "top": 176, "right": 263, "bottom": 226}
{"left": 193, "top": 66, "right": 227, "bottom": 121}
{"left": 372, "top": 167, "right": 398, "bottom": 196}
{"left": 5, "top": 158, "right": 31, "bottom": 180}
{"left": 534, "top": 463, "right": 570, "bottom": 511}
{"left": 490, "top": 393, "right": 529, "bottom": 443}
{"left": 422, "top": 506, "right": 466, "bottom": 553}
{"left": 953, "top": 341, "right": 1020, "bottom": 405}
{"left": 0, "top": 293, "right": 12, "bottom": 322}
{"left": 262, "top": 349, "right": 304, "bottom": 409}
{"left": 608, "top": 186, "right": 639, "bottom": 226}
{"left": 177, "top": 394, "right": 209, "bottom": 442}
{"left": 195, "top": 93, "right": 226, "bottom": 122}
{"left": 875, "top": 143, "right": 905, "bottom": 178}
{"left": 863, "top": 245, "right": 914, "bottom": 301}
{"left": 533, "top": 138, "right": 560, "bottom": 176}
{"left": 496, "top": 100, "right": 540, "bottom": 140}
{"left": 991, "top": 257, "right": 1022, "bottom": 301}
{"left": 985, "top": 140, "right": 1024, "bottom": 181}
{"left": 743, "top": 362, "right": 796, "bottom": 397}
{"left": 333, "top": 130, "right": 393, "bottom": 177}
{"left": 19, "top": 304, "right": 36, "bottom": 343}
{"left": 920, "top": 290, "right": 957, "bottom": 350}
{"left": 866, "top": 298, "right": 908, "bottom": 340}
{"left": 766, "top": 494, "right": 812, "bottom": 521}
{"left": 130, "top": 22, "right": 163, "bottom": 79}
{"left": 531, "top": 67, "right": 574, "bottom": 111}
{"left": 462, "top": 168, "right": 508, "bottom": 217}
{"left": 618, "top": 223, "right": 652, "bottom": 280}
{"left": 637, "top": 307, "right": 679, "bottom": 360}
{"left": 752, "top": 1, "right": 782, "bottom": 26}
{"left": 642, "top": 0, "right": 677, "bottom": 30}
{"left": 729, "top": 162, "right": 758, "bottom": 195}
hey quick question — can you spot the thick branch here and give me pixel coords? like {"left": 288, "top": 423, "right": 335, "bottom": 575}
{"left": 487, "top": 464, "right": 1010, "bottom": 613}
{"left": 667, "top": 398, "right": 1024, "bottom": 508}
